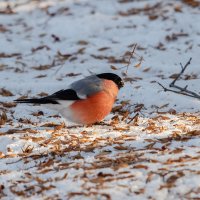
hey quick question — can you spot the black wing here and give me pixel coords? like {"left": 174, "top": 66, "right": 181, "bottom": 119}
{"left": 15, "top": 89, "right": 82, "bottom": 104}
{"left": 48, "top": 89, "right": 82, "bottom": 100}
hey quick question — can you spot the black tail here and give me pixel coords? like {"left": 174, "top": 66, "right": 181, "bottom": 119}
{"left": 14, "top": 98, "right": 59, "bottom": 104}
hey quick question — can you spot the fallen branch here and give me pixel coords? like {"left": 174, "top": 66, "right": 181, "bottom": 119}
{"left": 127, "top": 113, "right": 139, "bottom": 124}
{"left": 125, "top": 44, "right": 137, "bottom": 73}
{"left": 118, "top": 43, "right": 144, "bottom": 74}
{"left": 157, "top": 82, "right": 200, "bottom": 99}
{"left": 158, "top": 58, "right": 200, "bottom": 100}
{"left": 170, "top": 57, "right": 192, "bottom": 86}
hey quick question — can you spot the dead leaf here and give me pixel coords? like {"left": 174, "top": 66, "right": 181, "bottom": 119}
{"left": 0, "top": 5, "right": 15, "bottom": 14}
{"left": 32, "top": 111, "right": 44, "bottom": 116}
{"left": 32, "top": 65, "right": 51, "bottom": 70}
{"left": 98, "top": 47, "right": 110, "bottom": 51}
{"left": 54, "top": 173, "right": 68, "bottom": 181}
{"left": 149, "top": 15, "right": 158, "bottom": 20}
{"left": 35, "top": 74, "right": 47, "bottom": 78}
{"left": 57, "top": 51, "right": 72, "bottom": 59}
{"left": 174, "top": 5, "right": 182, "bottom": 12}
{"left": 0, "top": 112, "right": 7, "bottom": 125}
{"left": 0, "top": 88, "right": 13, "bottom": 96}
{"left": 111, "top": 115, "right": 120, "bottom": 125}
{"left": 166, "top": 171, "right": 184, "bottom": 185}
{"left": 113, "top": 126, "right": 130, "bottom": 131}
{"left": 170, "top": 148, "right": 184, "bottom": 154}
{"left": 143, "top": 67, "right": 151, "bottom": 72}
{"left": 37, "top": 92, "right": 48, "bottom": 97}
{"left": 118, "top": 3, "right": 161, "bottom": 17}
{"left": 22, "top": 145, "right": 34, "bottom": 154}
{"left": 182, "top": 0, "right": 200, "bottom": 7}
{"left": 39, "top": 159, "right": 54, "bottom": 168}
{"left": 154, "top": 42, "right": 166, "bottom": 51}
{"left": 0, "top": 152, "right": 5, "bottom": 158}
{"left": 54, "top": 123, "right": 65, "bottom": 131}
{"left": 168, "top": 109, "right": 176, "bottom": 115}
{"left": 166, "top": 33, "right": 188, "bottom": 42}
{"left": 114, "top": 145, "right": 128, "bottom": 150}
{"left": 0, "top": 53, "right": 21, "bottom": 58}
{"left": 77, "top": 40, "right": 88, "bottom": 45}
{"left": 51, "top": 34, "right": 60, "bottom": 42}
{"left": 31, "top": 137, "right": 45, "bottom": 142}
{"left": 134, "top": 104, "right": 144, "bottom": 112}
{"left": 32, "top": 45, "right": 50, "bottom": 53}
{"left": 110, "top": 65, "right": 118, "bottom": 70}
{"left": 2, "top": 102, "right": 16, "bottom": 108}
{"left": 134, "top": 164, "right": 149, "bottom": 170}
{"left": 0, "top": 24, "right": 8, "bottom": 33}
{"left": 39, "top": 169, "right": 54, "bottom": 174}
{"left": 41, "top": 123, "right": 61, "bottom": 127}
{"left": 1, "top": 128, "right": 37, "bottom": 135}
{"left": 65, "top": 73, "right": 81, "bottom": 77}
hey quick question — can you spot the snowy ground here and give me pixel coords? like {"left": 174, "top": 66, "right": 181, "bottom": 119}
{"left": 0, "top": 0, "right": 200, "bottom": 199}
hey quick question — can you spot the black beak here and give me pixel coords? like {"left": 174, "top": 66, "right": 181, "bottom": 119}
{"left": 119, "top": 80, "right": 124, "bottom": 88}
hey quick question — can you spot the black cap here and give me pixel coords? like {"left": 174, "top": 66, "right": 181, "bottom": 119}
{"left": 97, "top": 73, "right": 124, "bottom": 89}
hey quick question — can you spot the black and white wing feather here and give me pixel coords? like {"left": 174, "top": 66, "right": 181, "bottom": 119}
{"left": 15, "top": 89, "right": 81, "bottom": 104}
{"left": 15, "top": 75, "right": 103, "bottom": 104}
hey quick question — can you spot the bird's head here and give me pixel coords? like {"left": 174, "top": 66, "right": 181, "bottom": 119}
{"left": 96, "top": 73, "right": 124, "bottom": 89}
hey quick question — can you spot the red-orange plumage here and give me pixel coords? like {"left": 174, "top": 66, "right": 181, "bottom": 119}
{"left": 69, "top": 80, "right": 119, "bottom": 124}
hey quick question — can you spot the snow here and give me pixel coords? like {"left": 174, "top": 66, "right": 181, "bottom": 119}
{"left": 0, "top": 0, "right": 200, "bottom": 199}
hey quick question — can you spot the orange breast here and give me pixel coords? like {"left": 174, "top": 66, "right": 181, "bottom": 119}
{"left": 70, "top": 80, "right": 119, "bottom": 124}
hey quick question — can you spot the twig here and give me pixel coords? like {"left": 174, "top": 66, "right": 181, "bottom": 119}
{"left": 53, "top": 63, "right": 64, "bottom": 76}
{"left": 157, "top": 58, "right": 200, "bottom": 100}
{"left": 169, "top": 84, "right": 200, "bottom": 98}
{"left": 118, "top": 44, "right": 139, "bottom": 73}
{"left": 157, "top": 82, "right": 200, "bottom": 99}
{"left": 125, "top": 44, "right": 137, "bottom": 73}
{"left": 170, "top": 57, "right": 192, "bottom": 86}
{"left": 127, "top": 113, "right": 139, "bottom": 124}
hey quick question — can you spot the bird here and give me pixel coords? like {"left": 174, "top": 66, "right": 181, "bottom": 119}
{"left": 15, "top": 73, "right": 124, "bottom": 125}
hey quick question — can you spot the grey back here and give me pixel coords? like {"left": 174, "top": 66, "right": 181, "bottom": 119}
{"left": 70, "top": 75, "right": 103, "bottom": 99}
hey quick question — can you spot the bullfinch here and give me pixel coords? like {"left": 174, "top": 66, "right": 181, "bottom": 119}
{"left": 15, "top": 73, "right": 124, "bottom": 125}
